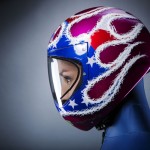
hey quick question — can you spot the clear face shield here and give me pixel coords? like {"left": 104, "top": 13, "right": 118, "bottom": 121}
{"left": 48, "top": 58, "right": 81, "bottom": 107}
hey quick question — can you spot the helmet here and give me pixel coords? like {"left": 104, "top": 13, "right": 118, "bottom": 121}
{"left": 47, "top": 6, "right": 150, "bottom": 130}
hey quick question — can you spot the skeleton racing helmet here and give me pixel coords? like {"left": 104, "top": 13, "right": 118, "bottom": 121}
{"left": 47, "top": 6, "right": 150, "bottom": 130}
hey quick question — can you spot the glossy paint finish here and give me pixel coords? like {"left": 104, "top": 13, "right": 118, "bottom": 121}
{"left": 48, "top": 6, "right": 150, "bottom": 130}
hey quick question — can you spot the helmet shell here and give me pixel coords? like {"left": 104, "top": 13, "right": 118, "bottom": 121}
{"left": 48, "top": 6, "right": 150, "bottom": 130}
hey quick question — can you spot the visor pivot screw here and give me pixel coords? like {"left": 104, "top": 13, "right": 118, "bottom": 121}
{"left": 83, "top": 72, "right": 86, "bottom": 76}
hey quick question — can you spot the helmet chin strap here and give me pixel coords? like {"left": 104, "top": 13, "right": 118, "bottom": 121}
{"left": 95, "top": 106, "right": 120, "bottom": 131}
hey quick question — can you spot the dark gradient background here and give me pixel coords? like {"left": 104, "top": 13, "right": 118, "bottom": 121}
{"left": 0, "top": 0, "right": 150, "bottom": 150}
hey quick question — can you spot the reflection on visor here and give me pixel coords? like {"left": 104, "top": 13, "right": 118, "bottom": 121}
{"left": 48, "top": 58, "right": 81, "bottom": 107}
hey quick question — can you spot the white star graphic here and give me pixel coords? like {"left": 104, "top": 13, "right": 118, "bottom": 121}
{"left": 86, "top": 55, "right": 96, "bottom": 67}
{"left": 68, "top": 99, "right": 78, "bottom": 109}
{"left": 81, "top": 98, "right": 89, "bottom": 106}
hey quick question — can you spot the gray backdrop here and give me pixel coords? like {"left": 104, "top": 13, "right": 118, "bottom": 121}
{"left": 0, "top": 0, "right": 150, "bottom": 150}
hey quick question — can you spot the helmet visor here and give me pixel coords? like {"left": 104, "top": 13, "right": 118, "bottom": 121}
{"left": 48, "top": 58, "right": 81, "bottom": 107}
